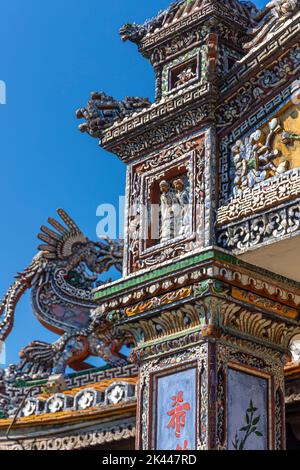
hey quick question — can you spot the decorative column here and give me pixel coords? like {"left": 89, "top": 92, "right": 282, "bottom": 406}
{"left": 111, "top": 252, "right": 300, "bottom": 450}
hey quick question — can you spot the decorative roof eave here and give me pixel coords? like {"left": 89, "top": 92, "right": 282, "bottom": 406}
{"left": 120, "top": 0, "right": 257, "bottom": 54}
{"left": 242, "top": 7, "right": 300, "bottom": 59}
{"left": 137, "top": 0, "right": 256, "bottom": 56}
{"left": 93, "top": 248, "right": 300, "bottom": 311}
{"left": 100, "top": 82, "right": 217, "bottom": 162}
{"left": 0, "top": 376, "right": 138, "bottom": 434}
{"left": 10, "top": 363, "right": 138, "bottom": 395}
{"left": 0, "top": 418, "right": 136, "bottom": 451}
{"left": 215, "top": 28, "right": 300, "bottom": 137}
{"left": 0, "top": 419, "right": 136, "bottom": 450}
{"left": 220, "top": 8, "right": 300, "bottom": 96}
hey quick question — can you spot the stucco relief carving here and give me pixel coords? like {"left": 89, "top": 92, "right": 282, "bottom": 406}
{"left": 232, "top": 118, "right": 288, "bottom": 197}
{"left": 0, "top": 421, "right": 136, "bottom": 451}
{"left": 217, "top": 167, "right": 300, "bottom": 226}
{"left": 107, "top": 385, "right": 125, "bottom": 405}
{"left": 119, "top": 293, "right": 300, "bottom": 360}
{"left": 159, "top": 180, "right": 176, "bottom": 244}
{"left": 217, "top": 45, "right": 300, "bottom": 131}
{"left": 218, "top": 98, "right": 300, "bottom": 224}
{"left": 217, "top": 202, "right": 300, "bottom": 252}
{"left": 161, "top": 47, "right": 203, "bottom": 97}
{"left": 112, "top": 103, "right": 213, "bottom": 161}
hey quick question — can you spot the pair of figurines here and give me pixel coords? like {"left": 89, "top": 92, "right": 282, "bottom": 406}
{"left": 159, "top": 178, "right": 191, "bottom": 244}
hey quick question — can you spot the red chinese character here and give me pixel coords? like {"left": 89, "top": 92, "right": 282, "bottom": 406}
{"left": 167, "top": 391, "right": 190, "bottom": 438}
{"left": 176, "top": 440, "right": 189, "bottom": 450}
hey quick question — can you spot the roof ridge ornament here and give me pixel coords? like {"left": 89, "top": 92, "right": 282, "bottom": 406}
{"left": 119, "top": 1, "right": 182, "bottom": 45}
{"left": 119, "top": 0, "right": 258, "bottom": 46}
{"left": 244, "top": 0, "right": 300, "bottom": 50}
{"left": 76, "top": 92, "right": 151, "bottom": 139}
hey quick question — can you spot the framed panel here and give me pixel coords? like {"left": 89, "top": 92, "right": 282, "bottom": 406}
{"left": 150, "top": 363, "right": 197, "bottom": 450}
{"left": 161, "top": 48, "right": 202, "bottom": 97}
{"left": 227, "top": 365, "right": 272, "bottom": 450}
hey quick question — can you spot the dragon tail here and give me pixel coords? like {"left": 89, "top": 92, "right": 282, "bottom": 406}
{"left": 0, "top": 280, "right": 29, "bottom": 342}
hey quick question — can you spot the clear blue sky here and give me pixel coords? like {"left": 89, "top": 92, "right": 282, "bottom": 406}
{"left": 0, "top": 0, "right": 266, "bottom": 366}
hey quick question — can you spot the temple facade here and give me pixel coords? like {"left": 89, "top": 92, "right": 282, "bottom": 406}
{"left": 1, "top": 0, "right": 300, "bottom": 451}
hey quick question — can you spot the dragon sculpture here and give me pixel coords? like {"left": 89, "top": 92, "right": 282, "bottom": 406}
{"left": 0, "top": 209, "right": 127, "bottom": 380}
{"left": 76, "top": 91, "right": 151, "bottom": 139}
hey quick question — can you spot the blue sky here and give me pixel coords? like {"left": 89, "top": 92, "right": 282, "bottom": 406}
{"left": 0, "top": 0, "right": 266, "bottom": 366}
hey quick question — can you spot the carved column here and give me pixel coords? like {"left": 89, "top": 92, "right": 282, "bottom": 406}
{"left": 112, "top": 253, "right": 300, "bottom": 450}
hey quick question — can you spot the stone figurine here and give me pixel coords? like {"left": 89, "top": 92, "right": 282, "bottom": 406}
{"left": 173, "top": 178, "right": 191, "bottom": 238}
{"left": 159, "top": 180, "right": 176, "bottom": 243}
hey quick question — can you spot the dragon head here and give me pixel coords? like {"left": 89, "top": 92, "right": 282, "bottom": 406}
{"left": 119, "top": 23, "right": 142, "bottom": 43}
{"left": 119, "top": 2, "right": 182, "bottom": 44}
{"left": 37, "top": 209, "right": 124, "bottom": 278}
{"left": 83, "top": 238, "right": 123, "bottom": 275}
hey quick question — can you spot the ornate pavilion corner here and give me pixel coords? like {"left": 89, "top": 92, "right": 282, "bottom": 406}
{"left": 76, "top": 0, "right": 300, "bottom": 451}
{"left": 93, "top": 248, "right": 300, "bottom": 449}
{"left": 2, "top": 0, "right": 300, "bottom": 453}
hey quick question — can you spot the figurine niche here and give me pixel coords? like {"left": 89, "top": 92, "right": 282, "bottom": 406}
{"left": 174, "top": 65, "right": 197, "bottom": 88}
{"left": 159, "top": 178, "right": 191, "bottom": 244}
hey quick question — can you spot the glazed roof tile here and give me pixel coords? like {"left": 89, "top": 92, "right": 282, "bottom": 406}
{"left": 0, "top": 376, "right": 138, "bottom": 428}
{"left": 0, "top": 401, "right": 137, "bottom": 428}
{"left": 38, "top": 376, "right": 138, "bottom": 399}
